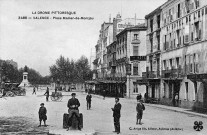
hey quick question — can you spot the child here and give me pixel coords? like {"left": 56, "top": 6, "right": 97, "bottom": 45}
{"left": 38, "top": 103, "right": 47, "bottom": 127}
{"left": 136, "top": 99, "right": 145, "bottom": 125}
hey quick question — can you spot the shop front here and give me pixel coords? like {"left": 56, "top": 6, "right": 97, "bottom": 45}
{"left": 187, "top": 74, "right": 207, "bottom": 112}
{"left": 94, "top": 77, "right": 127, "bottom": 98}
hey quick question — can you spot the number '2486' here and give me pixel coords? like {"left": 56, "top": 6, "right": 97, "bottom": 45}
{"left": 18, "top": 16, "right": 27, "bottom": 19}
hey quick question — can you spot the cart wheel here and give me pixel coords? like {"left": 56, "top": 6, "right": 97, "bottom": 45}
{"left": 50, "top": 96, "right": 55, "bottom": 101}
{"left": 6, "top": 91, "right": 15, "bottom": 97}
{"left": 53, "top": 96, "right": 60, "bottom": 101}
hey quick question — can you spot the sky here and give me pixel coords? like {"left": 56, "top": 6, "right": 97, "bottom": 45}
{"left": 0, "top": 0, "right": 167, "bottom": 76}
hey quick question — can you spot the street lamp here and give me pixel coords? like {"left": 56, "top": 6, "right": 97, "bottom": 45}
{"left": 126, "top": 64, "right": 131, "bottom": 98}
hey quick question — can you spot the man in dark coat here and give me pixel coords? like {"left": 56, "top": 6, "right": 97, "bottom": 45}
{"left": 136, "top": 99, "right": 145, "bottom": 125}
{"left": 44, "top": 87, "right": 49, "bottom": 102}
{"left": 67, "top": 93, "right": 81, "bottom": 130}
{"left": 103, "top": 89, "right": 106, "bottom": 100}
{"left": 111, "top": 97, "right": 122, "bottom": 134}
{"left": 38, "top": 103, "right": 47, "bottom": 127}
{"left": 86, "top": 93, "right": 92, "bottom": 110}
{"left": 32, "top": 87, "right": 36, "bottom": 95}
{"left": 136, "top": 93, "right": 142, "bottom": 101}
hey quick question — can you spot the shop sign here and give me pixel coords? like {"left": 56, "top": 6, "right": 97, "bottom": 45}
{"left": 130, "top": 56, "right": 146, "bottom": 61}
{"left": 187, "top": 74, "right": 207, "bottom": 80}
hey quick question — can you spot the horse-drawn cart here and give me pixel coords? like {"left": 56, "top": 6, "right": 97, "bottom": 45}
{"left": 50, "top": 92, "right": 63, "bottom": 101}
{"left": 2, "top": 83, "right": 26, "bottom": 97}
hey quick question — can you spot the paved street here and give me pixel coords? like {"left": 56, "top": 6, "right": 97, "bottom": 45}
{"left": 0, "top": 87, "right": 207, "bottom": 135}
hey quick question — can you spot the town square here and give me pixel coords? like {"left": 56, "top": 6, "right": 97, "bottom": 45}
{"left": 0, "top": 0, "right": 207, "bottom": 134}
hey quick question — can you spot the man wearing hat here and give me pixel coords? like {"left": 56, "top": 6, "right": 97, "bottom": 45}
{"left": 111, "top": 97, "right": 122, "bottom": 134}
{"left": 38, "top": 103, "right": 47, "bottom": 127}
{"left": 67, "top": 93, "right": 81, "bottom": 130}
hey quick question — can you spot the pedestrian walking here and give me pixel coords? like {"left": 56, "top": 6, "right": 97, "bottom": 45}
{"left": 136, "top": 93, "right": 142, "bottom": 101}
{"left": 174, "top": 93, "right": 179, "bottom": 107}
{"left": 38, "top": 103, "right": 47, "bottom": 127}
{"left": 44, "top": 87, "right": 49, "bottom": 102}
{"left": 32, "top": 87, "right": 36, "bottom": 95}
{"left": 111, "top": 97, "right": 121, "bottom": 134}
{"left": 136, "top": 99, "right": 145, "bottom": 125}
{"left": 103, "top": 89, "right": 106, "bottom": 100}
{"left": 86, "top": 92, "right": 92, "bottom": 110}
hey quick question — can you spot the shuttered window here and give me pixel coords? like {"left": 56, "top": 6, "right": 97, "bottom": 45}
{"left": 133, "top": 63, "right": 138, "bottom": 75}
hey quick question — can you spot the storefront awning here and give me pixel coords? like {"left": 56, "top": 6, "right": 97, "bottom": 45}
{"left": 97, "top": 80, "right": 126, "bottom": 84}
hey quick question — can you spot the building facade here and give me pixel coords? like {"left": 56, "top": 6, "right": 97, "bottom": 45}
{"left": 92, "top": 14, "right": 146, "bottom": 98}
{"left": 145, "top": 6, "right": 162, "bottom": 100}
{"left": 161, "top": 0, "right": 207, "bottom": 111}
{"left": 145, "top": 0, "right": 207, "bottom": 111}
{"left": 93, "top": 22, "right": 113, "bottom": 80}
{"left": 116, "top": 24, "right": 147, "bottom": 98}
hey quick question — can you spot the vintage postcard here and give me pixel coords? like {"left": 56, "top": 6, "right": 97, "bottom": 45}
{"left": 0, "top": 0, "right": 206, "bottom": 135}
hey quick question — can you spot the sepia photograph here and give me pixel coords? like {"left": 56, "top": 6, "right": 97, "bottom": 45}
{"left": 0, "top": 0, "right": 206, "bottom": 134}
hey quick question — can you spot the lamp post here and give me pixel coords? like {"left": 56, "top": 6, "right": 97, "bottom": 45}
{"left": 126, "top": 64, "right": 131, "bottom": 98}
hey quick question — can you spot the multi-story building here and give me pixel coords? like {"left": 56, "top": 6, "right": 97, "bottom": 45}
{"left": 93, "top": 13, "right": 146, "bottom": 98}
{"left": 102, "top": 24, "right": 113, "bottom": 78}
{"left": 145, "top": 0, "right": 207, "bottom": 111}
{"left": 145, "top": 7, "right": 162, "bottom": 101}
{"left": 89, "top": 48, "right": 96, "bottom": 70}
{"left": 116, "top": 24, "right": 147, "bottom": 98}
{"left": 161, "top": 0, "right": 207, "bottom": 111}
{"left": 107, "top": 41, "right": 117, "bottom": 78}
{"left": 93, "top": 39, "right": 102, "bottom": 79}
{"left": 93, "top": 21, "right": 113, "bottom": 79}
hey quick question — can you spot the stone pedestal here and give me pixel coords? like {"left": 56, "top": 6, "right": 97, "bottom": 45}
{"left": 19, "top": 72, "right": 30, "bottom": 87}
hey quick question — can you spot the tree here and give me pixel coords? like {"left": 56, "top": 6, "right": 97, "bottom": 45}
{"left": 75, "top": 55, "right": 92, "bottom": 83}
{"left": 1, "top": 60, "right": 19, "bottom": 83}
{"left": 0, "top": 59, "right": 50, "bottom": 85}
{"left": 49, "top": 55, "right": 92, "bottom": 84}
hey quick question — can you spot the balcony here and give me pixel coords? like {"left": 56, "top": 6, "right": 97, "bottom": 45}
{"left": 142, "top": 71, "right": 160, "bottom": 79}
{"left": 162, "top": 67, "right": 183, "bottom": 79}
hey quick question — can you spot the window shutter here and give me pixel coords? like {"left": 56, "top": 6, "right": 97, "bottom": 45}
{"left": 133, "top": 63, "right": 138, "bottom": 75}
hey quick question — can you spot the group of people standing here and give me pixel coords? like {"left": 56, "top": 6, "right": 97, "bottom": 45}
{"left": 37, "top": 87, "right": 146, "bottom": 134}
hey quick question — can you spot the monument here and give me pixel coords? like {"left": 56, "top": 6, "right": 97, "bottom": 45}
{"left": 19, "top": 66, "right": 30, "bottom": 87}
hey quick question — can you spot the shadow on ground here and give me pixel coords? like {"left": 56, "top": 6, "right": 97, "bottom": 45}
{"left": 0, "top": 116, "right": 49, "bottom": 135}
